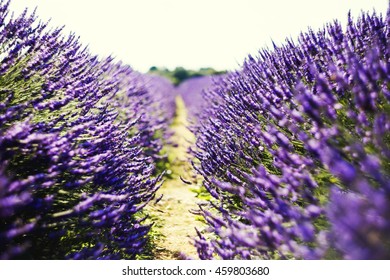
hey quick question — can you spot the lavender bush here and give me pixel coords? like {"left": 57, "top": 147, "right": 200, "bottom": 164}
{"left": 192, "top": 8, "right": 390, "bottom": 260}
{"left": 0, "top": 0, "right": 175, "bottom": 259}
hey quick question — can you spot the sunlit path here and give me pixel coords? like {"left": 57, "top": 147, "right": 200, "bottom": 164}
{"left": 144, "top": 96, "right": 204, "bottom": 260}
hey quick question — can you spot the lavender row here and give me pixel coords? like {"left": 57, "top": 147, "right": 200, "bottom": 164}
{"left": 0, "top": 1, "right": 175, "bottom": 259}
{"left": 178, "top": 76, "right": 214, "bottom": 123}
{"left": 191, "top": 9, "right": 390, "bottom": 259}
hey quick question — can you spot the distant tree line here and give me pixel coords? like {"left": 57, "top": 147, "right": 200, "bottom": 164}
{"left": 148, "top": 66, "right": 226, "bottom": 86}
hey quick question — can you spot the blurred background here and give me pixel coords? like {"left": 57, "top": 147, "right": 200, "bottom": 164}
{"left": 9, "top": 0, "right": 389, "bottom": 73}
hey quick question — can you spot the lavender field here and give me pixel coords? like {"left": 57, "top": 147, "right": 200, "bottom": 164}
{"left": 0, "top": 0, "right": 389, "bottom": 260}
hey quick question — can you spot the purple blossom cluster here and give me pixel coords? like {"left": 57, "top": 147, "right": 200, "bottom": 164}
{"left": 0, "top": 1, "right": 175, "bottom": 259}
{"left": 192, "top": 9, "right": 390, "bottom": 259}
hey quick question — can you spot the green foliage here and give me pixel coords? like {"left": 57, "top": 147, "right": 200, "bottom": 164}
{"left": 148, "top": 66, "right": 226, "bottom": 86}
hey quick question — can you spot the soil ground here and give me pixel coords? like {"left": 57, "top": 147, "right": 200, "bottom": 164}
{"left": 144, "top": 96, "right": 205, "bottom": 260}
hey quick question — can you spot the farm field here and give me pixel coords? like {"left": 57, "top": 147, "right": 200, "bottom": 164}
{"left": 0, "top": 0, "right": 389, "bottom": 261}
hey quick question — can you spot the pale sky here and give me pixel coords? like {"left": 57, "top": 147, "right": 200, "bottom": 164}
{"left": 9, "top": 0, "right": 389, "bottom": 72}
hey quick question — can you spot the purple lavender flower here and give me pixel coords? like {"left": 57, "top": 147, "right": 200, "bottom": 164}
{"left": 0, "top": 2, "right": 175, "bottom": 259}
{"left": 191, "top": 7, "right": 390, "bottom": 260}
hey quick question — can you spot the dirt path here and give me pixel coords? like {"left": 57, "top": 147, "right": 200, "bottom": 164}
{"left": 145, "top": 95, "right": 204, "bottom": 260}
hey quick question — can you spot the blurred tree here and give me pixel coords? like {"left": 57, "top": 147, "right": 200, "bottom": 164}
{"left": 147, "top": 66, "right": 226, "bottom": 86}
{"left": 173, "top": 67, "right": 189, "bottom": 84}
